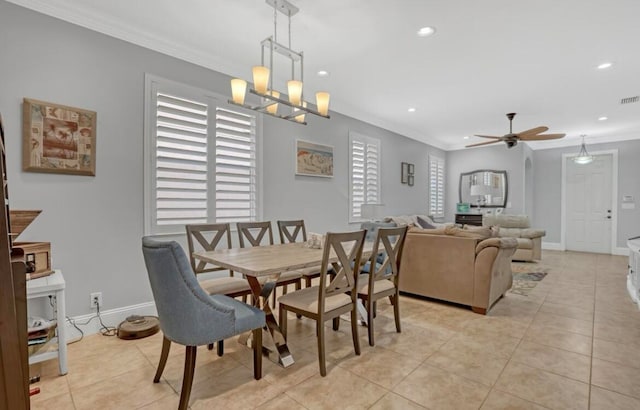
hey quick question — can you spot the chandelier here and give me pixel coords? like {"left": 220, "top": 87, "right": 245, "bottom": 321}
{"left": 573, "top": 135, "right": 593, "bottom": 164}
{"left": 229, "top": 0, "right": 330, "bottom": 125}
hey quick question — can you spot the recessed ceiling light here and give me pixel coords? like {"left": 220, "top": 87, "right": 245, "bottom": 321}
{"left": 597, "top": 62, "right": 613, "bottom": 70}
{"left": 598, "top": 116, "right": 608, "bottom": 121}
{"left": 317, "top": 70, "right": 330, "bottom": 77}
{"left": 408, "top": 108, "right": 416, "bottom": 113}
{"left": 463, "top": 136, "right": 470, "bottom": 140}
{"left": 417, "top": 26, "right": 436, "bottom": 37}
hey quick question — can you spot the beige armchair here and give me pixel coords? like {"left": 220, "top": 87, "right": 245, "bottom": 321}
{"left": 482, "top": 214, "right": 545, "bottom": 261}
{"left": 398, "top": 229, "right": 517, "bottom": 314}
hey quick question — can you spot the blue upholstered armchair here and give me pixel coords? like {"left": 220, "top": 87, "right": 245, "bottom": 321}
{"left": 142, "top": 237, "right": 265, "bottom": 410}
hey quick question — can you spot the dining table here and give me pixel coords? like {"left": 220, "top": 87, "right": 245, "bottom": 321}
{"left": 193, "top": 240, "right": 373, "bottom": 368}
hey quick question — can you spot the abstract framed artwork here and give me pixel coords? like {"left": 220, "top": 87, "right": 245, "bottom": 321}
{"left": 295, "top": 139, "right": 333, "bottom": 177}
{"left": 23, "top": 98, "right": 97, "bottom": 176}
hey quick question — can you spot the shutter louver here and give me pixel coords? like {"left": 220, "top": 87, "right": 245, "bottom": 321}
{"left": 155, "top": 93, "right": 208, "bottom": 225}
{"left": 215, "top": 107, "right": 257, "bottom": 223}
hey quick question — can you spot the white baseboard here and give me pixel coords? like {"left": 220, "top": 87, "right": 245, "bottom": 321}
{"left": 542, "top": 242, "right": 564, "bottom": 251}
{"left": 614, "top": 247, "right": 630, "bottom": 256}
{"left": 65, "top": 301, "right": 157, "bottom": 342}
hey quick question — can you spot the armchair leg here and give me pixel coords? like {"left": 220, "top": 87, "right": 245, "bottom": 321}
{"left": 178, "top": 346, "right": 197, "bottom": 410}
{"left": 217, "top": 340, "right": 224, "bottom": 357}
{"left": 332, "top": 317, "right": 340, "bottom": 331}
{"left": 154, "top": 336, "right": 171, "bottom": 383}
{"left": 207, "top": 343, "right": 214, "bottom": 351}
{"left": 253, "top": 327, "right": 262, "bottom": 380}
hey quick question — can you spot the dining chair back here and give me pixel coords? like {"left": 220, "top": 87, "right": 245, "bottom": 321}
{"left": 141, "top": 237, "right": 264, "bottom": 410}
{"left": 277, "top": 219, "right": 307, "bottom": 243}
{"left": 186, "top": 223, "right": 233, "bottom": 275}
{"left": 278, "top": 230, "right": 366, "bottom": 376}
{"left": 359, "top": 225, "right": 408, "bottom": 346}
{"left": 237, "top": 221, "right": 274, "bottom": 247}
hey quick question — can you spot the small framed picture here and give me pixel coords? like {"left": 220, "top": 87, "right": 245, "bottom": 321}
{"left": 23, "top": 98, "right": 97, "bottom": 176}
{"left": 408, "top": 163, "right": 415, "bottom": 174}
{"left": 401, "top": 162, "right": 409, "bottom": 184}
{"left": 408, "top": 175, "right": 414, "bottom": 187}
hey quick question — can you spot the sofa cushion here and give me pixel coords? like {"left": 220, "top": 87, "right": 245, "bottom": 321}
{"left": 483, "top": 214, "right": 530, "bottom": 229}
{"left": 498, "top": 227, "right": 523, "bottom": 238}
{"left": 385, "top": 215, "right": 416, "bottom": 227}
{"left": 475, "top": 237, "right": 518, "bottom": 253}
{"left": 416, "top": 215, "right": 437, "bottom": 229}
{"left": 408, "top": 226, "right": 448, "bottom": 235}
{"left": 445, "top": 225, "right": 493, "bottom": 240}
{"left": 520, "top": 228, "right": 546, "bottom": 239}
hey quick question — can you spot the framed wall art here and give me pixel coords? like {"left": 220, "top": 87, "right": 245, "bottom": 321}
{"left": 295, "top": 139, "right": 333, "bottom": 177}
{"left": 401, "top": 161, "right": 415, "bottom": 185}
{"left": 23, "top": 98, "right": 97, "bottom": 176}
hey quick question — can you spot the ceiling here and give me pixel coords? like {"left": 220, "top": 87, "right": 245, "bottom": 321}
{"left": 9, "top": 0, "right": 640, "bottom": 150}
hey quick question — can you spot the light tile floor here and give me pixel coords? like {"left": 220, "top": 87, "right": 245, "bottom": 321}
{"left": 29, "top": 250, "right": 640, "bottom": 409}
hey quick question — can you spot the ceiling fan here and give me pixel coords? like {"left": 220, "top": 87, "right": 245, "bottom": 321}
{"left": 466, "top": 113, "right": 565, "bottom": 149}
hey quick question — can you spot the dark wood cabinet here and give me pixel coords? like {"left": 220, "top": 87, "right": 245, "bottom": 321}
{"left": 455, "top": 213, "right": 483, "bottom": 226}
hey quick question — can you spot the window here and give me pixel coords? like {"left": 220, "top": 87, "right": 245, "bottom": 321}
{"left": 428, "top": 155, "right": 445, "bottom": 218}
{"left": 144, "top": 75, "right": 258, "bottom": 235}
{"left": 349, "top": 132, "right": 381, "bottom": 222}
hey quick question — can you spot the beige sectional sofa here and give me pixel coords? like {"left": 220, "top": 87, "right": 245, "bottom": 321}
{"left": 482, "top": 214, "right": 545, "bottom": 261}
{"left": 398, "top": 226, "right": 517, "bottom": 314}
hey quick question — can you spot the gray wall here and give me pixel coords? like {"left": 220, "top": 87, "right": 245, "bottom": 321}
{"left": 445, "top": 144, "right": 526, "bottom": 221}
{"left": 0, "top": 3, "right": 443, "bottom": 316}
{"left": 533, "top": 139, "right": 640, "bottom": 247}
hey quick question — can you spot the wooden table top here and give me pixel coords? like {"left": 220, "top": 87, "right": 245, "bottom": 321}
{"left": 193, "top": 242, "right": 373, "bottom": 277}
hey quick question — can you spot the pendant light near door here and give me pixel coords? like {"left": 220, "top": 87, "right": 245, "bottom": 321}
{"left": 573, "top": 135, "right": 594, "bottom": 164}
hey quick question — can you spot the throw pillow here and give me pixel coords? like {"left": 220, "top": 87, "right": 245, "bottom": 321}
{"left": 416, "top": 215, "right": 437, "bottom": 229}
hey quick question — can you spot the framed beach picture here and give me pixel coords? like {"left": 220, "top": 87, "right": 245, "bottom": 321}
{"left": 296, "top": 139, "right": 333, "bottom": 177}
{"left": 22, "top": 98, "right": 97, "bottom": 176}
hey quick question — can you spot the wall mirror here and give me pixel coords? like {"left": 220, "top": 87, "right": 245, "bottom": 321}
{"left": 459, "top": 170, "right": 508, "bottom": 208}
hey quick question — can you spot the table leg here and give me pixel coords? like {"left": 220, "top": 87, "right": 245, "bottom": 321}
{"left": 245, "top": 275, "right": 295, "bottom": 368}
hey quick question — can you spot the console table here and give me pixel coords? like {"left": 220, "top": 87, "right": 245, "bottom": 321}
{"left": 455, "top": 213, "right": 483, "bottom": 226}
{"left": 26, "top": 270, "right": 67, "bottom": 375}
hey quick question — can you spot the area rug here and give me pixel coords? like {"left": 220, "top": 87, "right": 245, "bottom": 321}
{"left": 509, "top": 263, "right": 549, "bottom": 296}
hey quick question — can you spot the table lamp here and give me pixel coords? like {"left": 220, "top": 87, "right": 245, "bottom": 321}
{"left": 469, "top": 184, "right": 491, "bottom": 209}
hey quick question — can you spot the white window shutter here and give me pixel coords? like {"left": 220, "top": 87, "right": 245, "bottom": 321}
{"left": 349, "top": 132, "right": 381, "bottom": 222}
{"left": 155, "top": 93, "right": 209, "bottom": 226}
{"left": 214, "top": 107, "right": 257, "bottom": 223}
{"left": 429, "top": 155, "right": 445, "bottom": 218}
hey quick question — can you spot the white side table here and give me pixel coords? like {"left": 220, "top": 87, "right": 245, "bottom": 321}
{"left": 26, "top": 270, "right": 67, "bottom": 375}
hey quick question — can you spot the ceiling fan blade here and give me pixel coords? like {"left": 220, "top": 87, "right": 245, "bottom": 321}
{"left": 519, "top": 133, "right": 565, "bottom": 141}
{"left": 466, "top": 140, "right": 502, "bottom": 148}
{"left": 473, "top": 135, "right": 502, "bottom": 139}
{"left": 516, "top": 126, "right": 549, "bottom": 137}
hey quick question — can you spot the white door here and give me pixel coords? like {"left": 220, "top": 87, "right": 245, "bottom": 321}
{"left": 565, "top": 154, "right": 613, "bottom": 253}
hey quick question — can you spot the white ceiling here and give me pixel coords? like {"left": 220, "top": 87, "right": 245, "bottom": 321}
{"left": 9, "top": 0, "right": 640, "bottom": 150}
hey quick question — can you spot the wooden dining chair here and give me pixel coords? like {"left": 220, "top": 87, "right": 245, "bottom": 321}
{"left": 278, "top": 230, "right": 366, "bottom": 376}
{"left": 357, "top": 226, "right": 408, "bottom": 346}
{"left": 277, "top": 220, "right": 322, "bottom": 287}
{"left": 237, "top": 221, "right": 303, "bottom": 306}
{"left": 186, "top": 223, "right": 252, "bottom": 355}
{"left": 142, "top": 237, "right": 264, "bottom": 410}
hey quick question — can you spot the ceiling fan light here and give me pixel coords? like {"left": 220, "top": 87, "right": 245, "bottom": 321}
{"left": 252, "top": 66, "right": 270, "bottom": 94}
{"left": 230, "top": 78, "right": 247, "bottom": 105}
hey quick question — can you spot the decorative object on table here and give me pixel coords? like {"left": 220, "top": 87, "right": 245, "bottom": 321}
{"left": 228, "top": 0, "right": 330, "bottom": 125}
{"left": 22, "top": 98, "right": 96, "bottom": 176}
{"left": 305, "top": 232, "right": 324, "bottom": 249}
{"left": 401, "top": 162, "right": 415, "bottom": 185}
{"left": 456, "top": 203, "right": 470, "bottom": 213}
{"left": 572, "top": 135, "right": 594, "bottom": 164}
{"left": 509, "top": 263, "right": 549, "bottom": 296}
{"left": 9, "top": 210, "right": 52, "bottom": 280}
{"left": 459, "top": 169, "right": 508, "bottom": 208}
{"left": 295, "top": 140, "right": 333, "bottom": 177}
{"left": 466, "top": 112, "right": 565, "bottom": 149}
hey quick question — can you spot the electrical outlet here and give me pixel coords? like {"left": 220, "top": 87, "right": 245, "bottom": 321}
{"left": 90, "top": 292, "right": 103, "bottom": 309}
